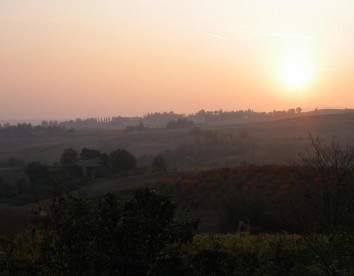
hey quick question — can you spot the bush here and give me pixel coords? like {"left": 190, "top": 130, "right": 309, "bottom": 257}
{"left": 110, "top": 149, "right": 137, "bottom": 173}
{"left": 5, "top": 189, "right": 199, "bottom": 275}
{"left": 25, "top": 162, "right": 51, "bottom": 186}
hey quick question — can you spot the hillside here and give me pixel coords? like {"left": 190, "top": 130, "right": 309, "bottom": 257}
{"left": 1, "top": 111, "right": 354, "bottom": 167}
{"left": 0, "top": 165, "right": 311, "bottom": 235}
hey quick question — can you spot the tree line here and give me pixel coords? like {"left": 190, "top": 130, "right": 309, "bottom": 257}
{"left": 57, "top": 107, "right": 304, "bottom": 129}
{"left": 0, "top": 123, "right": 74, "bottom": 137}
{"left": 0, "top": 147, "right": 167, "bottom": 204}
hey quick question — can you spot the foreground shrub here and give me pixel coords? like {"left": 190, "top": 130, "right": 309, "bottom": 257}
{"left": 1, "top": 189, "right": 198, "bottom": 275}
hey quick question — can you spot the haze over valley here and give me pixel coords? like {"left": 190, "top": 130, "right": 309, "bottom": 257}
{"left": 2, "top": 1, "right": 354, "bottom": 274}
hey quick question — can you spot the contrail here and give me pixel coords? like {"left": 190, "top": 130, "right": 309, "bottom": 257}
{"left": 236, "top": 31, "right": 315, "bottom": 41}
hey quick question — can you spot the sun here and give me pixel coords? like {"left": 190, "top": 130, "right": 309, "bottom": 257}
{"left": 279, "top": 49, "right": 315, "bottom": 89}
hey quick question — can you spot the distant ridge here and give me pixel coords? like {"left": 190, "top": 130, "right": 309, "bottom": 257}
{"left": 2, "top": 108, "right": 354, "bottom": 126}
{"left": 0, "top": 119, "right": 42, "bottom": 126}
{"left": 306, "top": 108, "right": 354, "bottom": 116}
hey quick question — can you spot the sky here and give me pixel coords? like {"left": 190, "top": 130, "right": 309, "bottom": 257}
{"left": 1, "top": 0, "right": 354, "bottom": 120}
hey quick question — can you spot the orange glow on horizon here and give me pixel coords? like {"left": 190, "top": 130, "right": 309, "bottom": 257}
{"left": 0, "top": 0, "right": 353, "bottom": 119}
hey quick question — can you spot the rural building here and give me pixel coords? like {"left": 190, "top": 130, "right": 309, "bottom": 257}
{"left": 75, "top": 159, "right": 103, "bottom": 178}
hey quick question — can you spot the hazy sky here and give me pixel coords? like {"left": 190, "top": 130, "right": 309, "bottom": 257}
{"left": 1, "top": 0, "right": 354, "bottom": 119}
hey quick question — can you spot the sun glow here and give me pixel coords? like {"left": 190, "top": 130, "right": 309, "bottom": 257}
{"left": 279, "top": 49, "right": 315, "bottom": 89}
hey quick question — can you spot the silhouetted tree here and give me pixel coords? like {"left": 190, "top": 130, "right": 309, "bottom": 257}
{"left": 25, "top": 162, "right": 50, "bottom": 186}
{"left": 166, "top": 118, "right": 194, "bottom": 129}
{"left": 110, "top": 149, "right": 136, "bottom": 172}
{"left": 0, "top": 158, "right": 25, "bottom": 168}
{"left": 79, "top": 148, "right": 109, "bottom": 165}
{"left": 60, "top": 148, "right": 78, "bottom": 166}
{"left": 296, "top": 107, "right": 302, "bottom": 114}
{"left": 0, "top": 174, "right": 12, "bottom": 198}
{"left": 300, "top": 135, "right": 354, "bottom": 227}
{"left": 25, "top": 189, "right": 198, "bottom": 274}
{"left": 59, "top": 148, "right": 83, "bottom": 179}
{"left": 80, "top": 148, "right": 101, "bottom": 160}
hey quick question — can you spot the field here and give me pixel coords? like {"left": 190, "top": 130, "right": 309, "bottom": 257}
{"left": 0, "top": 165, "right": 312, "bottom": 236}
{"left": 0, "top": 171, "right": 193, "bottom": 236}
{"left": 0, "top": 128, "right": 193, "bottom": 164}
{"left": 1, "top": 112, "right": 354, "bottom": 166}
{"left": 2, "top": 111, "right": 354, "bottom": 236}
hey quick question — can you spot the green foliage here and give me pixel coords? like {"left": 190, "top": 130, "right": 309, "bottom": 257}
{"left": 154, "top": 166, "right": 309, "bottom": 232}
{"left": 25, "top": 162, "right": 51, "bottom": 186}
{"left": 221, "top": 196, "right": 266, "bottom": 233}
{"left": 166, "top": 118, "right": 194, "bottom": 129}
{"left": 4, "top": 230, "right": 354, "bottom": 275}
{"left": 0, "top": 174, "right": 15, "bottom": 198}
{"left": 0, "top": 122, "right": 72, "bottom": 137}
{"left": 110, "top": 148, "right": 137, "bottom": 173}
{"left": 80, "top": 147, "right": 101, "bottom": 160}
{"left": 125, "top": 121, "right": 148, "bottom": 132}
{"left": 0, "top": 158, "right": 25, "bottom": 168}
{"left": 59, "top": 147, "right": 78, "bottom": 166}
{"left": 80, "top": 147, "right": 109, "bottom": 165}
{"left": 3, "top": 189, "right": 198, "bottom": 275}
{"left": 180, "top": 233, "right": 354, "bottom": 275}
{"left": 0, "top": 170, "right": 35, "bottom": 201}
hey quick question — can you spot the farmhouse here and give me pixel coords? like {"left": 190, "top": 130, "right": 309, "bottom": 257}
{"left": 75, "top": 159, "right": 103, "bottom": 178}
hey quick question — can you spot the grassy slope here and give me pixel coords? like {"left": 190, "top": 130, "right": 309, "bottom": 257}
{"left": 149, "top": 166, "right": 308, "bottom": 232}
{"left": 203, "top": 113, "right": 354, "bottom": 164}
{"left": 2, "top": 112, "right": 354, "bottom": 235}
{"left": 1, "top": 112, "right": 354, "bottom": 165}
{"left": 0, "top": 171, "right": 194, "bottom": 236}
{"left": 0, "top": 165, "right": 312, "bottom": 235}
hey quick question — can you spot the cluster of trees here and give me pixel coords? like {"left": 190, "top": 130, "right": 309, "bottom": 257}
{"left": 138, "top": 130, "right": 253, "bottom": 169}
{"left": 0, "top": 158, "right": 25, "bottom": 168}
{"left": 0, "top": 147, "right": 170, "bottom": 203}
{"left": 125, "top": 122, "right": 148, "bottom": 132}
{"left": 58, "top": 107, "right": 304, "bottom": 129}
{"left": 57, "top": 117, "right": 112, "bottom": 129}
{"left": 0, "top": 158, "right": 29, "bottom": 201}
{"left": 2, "top": 187, "right": 354, "bottom": 274}
{"left": 0, "top": 123, "right": 74, "bottom": 137}
{"left": 142, "top": 111, "right": 182, "bottom": 123}
{"left": 0, "top": 147, "right": 138, "bottom": 203}
{"left": 60, "top": 147, "right": 136, "bottom": 172}
{"left": 192, "top": 107, "right": 302, "bottom": 122}
{"left": 0, "top": 172, "right": 32, "bottom": 202}
{"left": 60, "top": 147, "right": 109, "bottom": 167}
{"left": 166, "top": 118, "right": 195, "bottom": 129}
{"left": 0, "top": 189, "right": 199, "bottom": 274}
{"left": 113, "top": 111, "right": 181, "bottom": 127}
{"left": 62, "top": 147, "right": 167, "bottom": 174}
{"left": 57, "top": 147, "right": 138, "bottom": 185}
{"left": 0, "top": 160, "right": 63, "bottom": 203}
